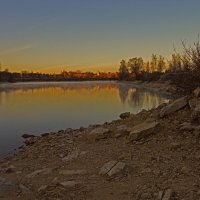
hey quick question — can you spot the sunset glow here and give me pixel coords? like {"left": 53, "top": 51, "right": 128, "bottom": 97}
{"left": 0, "top": 0, "right": 200, "bottom": 72}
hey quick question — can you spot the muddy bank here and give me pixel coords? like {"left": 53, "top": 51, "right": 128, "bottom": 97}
{"left": 1, "top": 87, "right": 200, "bottom": 199}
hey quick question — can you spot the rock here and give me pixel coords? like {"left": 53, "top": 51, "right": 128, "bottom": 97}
{"left": 59, "top": 169, "right": 87, "bottom": 176}
{"left": 24, "top": 137, "right": 38, "bottom": 146}
{"left": 107, "top": 162, "right": 126, "bottom": 177}
{"left": 157, "top": 103, "right": 168, "bottom": 110}
{"left": 189, "top": 98, "right": 200, "bottom": 109}
{"left": 62, "top": 150, "right": 79, "bottom": 162}
{"left": 22, "top": 133, "right": 35, "bottom": 139}
{"left": 157, "top": 189, "right": 174, "bottom": 200}
{"left": 4, "top": 165, "right": 15, "bottom": 173}
{"left": 41, "top": 132, "right": 50, "bottom": 137}
{"left": 27, "top": 168, "right": 52, "bottom": 178}
{"left": 116, "top": 125, "right": 129, "bottom": 132}
{"left": 179, "top": 122, "right": 195, "bottom": 131}
{"left": 160, "top": 97, "right": 188, "bottom": 118}
{"left": 38, "top": 185, "right": 48, "bottom": 192}
{"left": 129, "top": 121, "right": 160, "bottom": 141}
{"left": 162, "top": 189, "right": 174, "bottom": 200}
{"left": 59, "top": 181, "right": 81, "bottom": 188}
{"left": 65, "top": 128, "right": 73, "bottom": 134}
{"left": 181, "top": 166, "right": 190, "bottom": 174}
{"left": 141, "top": 167, "right": 152, "bottom": 174}
{"left": 191, "top": 104, "right": 200, "bottom": 124}
{"left": 194, "top": 87, "right": 200, "bottom": 97}
{"left": 88, "top": 127, "right": 110, "bottom": 141}
{"left": 19, "top": 184, "right": 31, "bottom": 194}
{"left": 157, "top": 191, "right": 164, "bottom": 200}
{"left": 99, "top": 161, "right": 126, "bottom": 177}
{"left": 99, "top": 161, "right": 117, "bottom": 176}
{"left": 114, "top": 125, "right": 130, "bottom": 138}
{"left": 0, "top": 177, "right": 18, "bottom": 194}
{"left": 119, "top": 112, "right": 130, "bottom": 119}
{"left": 58, "top": 129, "right": 65, "bottom": 134}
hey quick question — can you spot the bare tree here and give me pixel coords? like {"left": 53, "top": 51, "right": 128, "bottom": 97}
{"left": 181, "top": 36, "right": 200, "bottom": 72}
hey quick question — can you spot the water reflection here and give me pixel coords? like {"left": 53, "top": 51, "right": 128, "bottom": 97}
{"left": 0, "top": 81, "right": 169, "bottom": 158}
{"left": 0, "top": 81, "right": 167, "bottom": 108}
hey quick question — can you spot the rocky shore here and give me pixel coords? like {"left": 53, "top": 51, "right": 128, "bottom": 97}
{"left": 1, "top": 85, "right": 200, "bottom": 200}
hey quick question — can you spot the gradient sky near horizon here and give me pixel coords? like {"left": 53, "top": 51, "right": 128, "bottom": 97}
{"left": 0, "top": 0, "right": 200, "bottom": 73}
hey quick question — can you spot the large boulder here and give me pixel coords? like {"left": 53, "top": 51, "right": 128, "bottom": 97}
{"left": 160, "top": 97, "right": 188, "bottom": 118}
{"left": 129, "top": 121, "right": 160, "bottom": 141}
{"left": 119, "top": 112, "right": 130, "bottom": 119}
{"left": 87, "top": 127, "right": 110, "bottom": 141}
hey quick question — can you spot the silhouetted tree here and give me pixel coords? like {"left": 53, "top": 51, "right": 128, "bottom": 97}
{"left": 150, "top": 54, "right": 158, "bottom": 72}
{"left": 168, "top": 53, "right": 182, "bottom": 72}
{"left": 128, "top": 57, "right": 144, "bottom": 76}
{"left": 119, "top": 60, "right": 129, "bottom": 80}
{"left": 181, "top": 37, "right": 200, "bottom": 72}
{"left": 157, "top": 55, "right": 166, "bottom": 72}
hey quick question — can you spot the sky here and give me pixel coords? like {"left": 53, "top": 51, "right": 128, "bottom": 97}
{"left": 0, "top": 0, "right": 200, "bottom": 73}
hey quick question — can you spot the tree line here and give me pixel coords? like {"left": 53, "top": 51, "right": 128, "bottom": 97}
{"left": 0, "top": 70, "right": 119, "bottom": 82}
{"left": 119, "top": 38, "right": 200, "bottom": 82}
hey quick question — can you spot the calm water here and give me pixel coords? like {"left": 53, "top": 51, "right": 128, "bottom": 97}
{"left": 0, "top": 81, "right": 169, "bottom": 158}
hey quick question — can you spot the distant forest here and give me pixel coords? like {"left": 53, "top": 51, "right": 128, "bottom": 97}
{"left": 1, "top": 38, "right": 200, "bottom": 91}
{"left": 0, "top": 70, "right": 119, "bottom": 82}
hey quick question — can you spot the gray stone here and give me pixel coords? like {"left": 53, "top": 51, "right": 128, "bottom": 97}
{"left": 99, "top": 161, "right": 117, "bottom": 176}
{"left": 119, "top": 112, "right": 130, "bottom": 119}
{"left": 160, "top": 97, "right": 188, "bottom": 118}
{"left": 99, "top": 161, "right": 126, "bottom": 177}
{"left": 129, "top": 121, "right": 160, "bottom": 141}
{"left": 107, "top": 162, "right": 126, "bottom": 177}
{"left": 27, "top": 168, "right": 52, "bottom": 178}
{"left": 60, "top": 181, "right": 81, "bottom": 188}
{"left": 88, "top": 127, "right": 110, "bottom": 141}
{"left": 62, "top": 150, "right": 79, "bottom": 162}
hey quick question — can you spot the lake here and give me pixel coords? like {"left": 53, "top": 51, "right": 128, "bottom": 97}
{"left": 0, "top": 81, "right": 169, "bottom": 159}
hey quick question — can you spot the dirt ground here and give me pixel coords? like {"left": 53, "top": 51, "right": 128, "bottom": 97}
{"left": 1, "top": 83, "right": 200, "bottom": 200}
